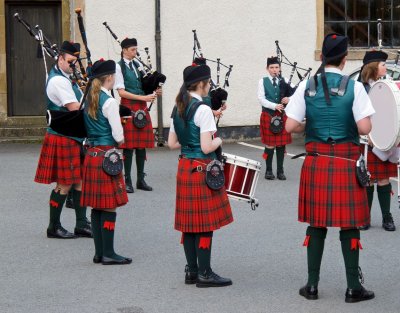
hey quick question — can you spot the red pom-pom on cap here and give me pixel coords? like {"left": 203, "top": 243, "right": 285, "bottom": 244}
{"left": 192, "top": 62, "right": 197, "bottom": 67}
{"left": 332, "top": 34, "right": 337, "bottom": 39}
{"left": 99, "top": 58, "right": 105, "bottom": 62}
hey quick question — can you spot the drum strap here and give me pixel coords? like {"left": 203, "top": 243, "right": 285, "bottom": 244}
{"left": 305, "top": 75, "right": 350, "bottom": 98}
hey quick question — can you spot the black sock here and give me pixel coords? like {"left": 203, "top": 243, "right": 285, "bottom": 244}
{"left": 72, "top": 190, "right": 87, "bottom": 228}
{"left": 183, "top": 233, "right": 198, "bottom": 272}
{"left": 195, "top": 232, "right": 213, "bottom": 275}
{"left": 91, "top": 209, "right": 102, "bottom": 257}
{"left": 276, "top": 146, "right": 285, "bottom": 174}
{"left": 48, "top": 190, "right": 67, "bottom": 230}
{"left": 305, "top": 227, "right": 328, "bottom": 286}
{"left": 340, "top": 229, "right": 362, "bottom": 290}
{"left": 136, "top": 148, "right": 146, "bottom": 180}
{"left": 123, "top": 149, "right": 134, "bottom": 184}
{"left": 101, "top": 211, "right": 125, "bottom": 260}
{"left": 264, "top": 147, "right": 274, "bottom": 172}
{"left": 377, "top": 183, "right": 392, "bottom": 219}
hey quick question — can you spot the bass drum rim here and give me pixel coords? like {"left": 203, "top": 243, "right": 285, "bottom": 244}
{"left": 368, "top": 80, "right": 400, "bottom": 151}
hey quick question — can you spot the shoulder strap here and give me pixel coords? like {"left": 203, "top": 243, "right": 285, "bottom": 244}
{"left": 170, "top": 105, "right": 177, "bottom": 118}
{"left": 330, "top": 75, "right": 350, "bottom": 96}
{"left": 186, "top": 101, "right": 206, "bottom": 122}
{"left": 305, "top": 78, "right": 317, "bottom": 97}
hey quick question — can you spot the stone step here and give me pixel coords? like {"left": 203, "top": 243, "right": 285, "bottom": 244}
{"left": 0, "top": 125, "right": 47, "bottom": 138}
{"left": 0, "top": 136, "right": 43, "bottom": 144}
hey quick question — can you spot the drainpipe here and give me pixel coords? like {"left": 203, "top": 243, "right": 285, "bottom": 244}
{"left": 155, "top": 0, "right": 164, "bottom": 146}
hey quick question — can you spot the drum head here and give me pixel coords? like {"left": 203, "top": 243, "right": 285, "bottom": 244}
{"left": 369, "top": 80, "right": 400, "bottom": 151}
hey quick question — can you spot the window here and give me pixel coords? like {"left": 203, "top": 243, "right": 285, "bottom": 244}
{"left": 324, "top": 0, "right": 400, "bottom": 48}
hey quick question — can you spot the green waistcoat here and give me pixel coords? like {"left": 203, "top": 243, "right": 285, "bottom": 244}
{"left": 203, "top": 93, "right": 212, "bottom": 107}
{"left": 263, "top": 77, "right": 280, "bottom": 114}
{"left": 304, "top": 72, "right": 359, "bottom": 145}
{"left": 118, "top": 60, "right": 145, "bottom": 95}
{"left": 46, "top": 66, "right": 83, "bottom": 142}
{"left": 84, "top": 91, "right": 117, "bottom": 146}
{"left": 173, "top": 98, "right": 216, "bottom": 159}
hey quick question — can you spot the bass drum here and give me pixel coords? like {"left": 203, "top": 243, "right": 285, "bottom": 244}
{"left": 368, "top": 80, "right": 400, "bottom": 151}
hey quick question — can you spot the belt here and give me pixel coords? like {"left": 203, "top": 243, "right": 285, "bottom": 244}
{"left": 87, "top": 150, "right": 106, "bottom": 157}
{"left": 291, "top": 152, "right": 356, "bottom": 163}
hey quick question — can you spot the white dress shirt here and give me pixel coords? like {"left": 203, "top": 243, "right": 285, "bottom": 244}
{"left": 170, "top": 92, "right": 217, "bottom": 134}
{"left": 285, "top": 67, "right": 375, "bottom": 123}
{"left": 46, "top": 67, "right": 83, "bottom": 106}
{"left": 100, "top": 87, "right": 124, "bottom": 144}
{"left": 114, "top": 58, "right": 140, "bottom": 90}
{"left": 257, "top": 74, "right": 290, "bottom": 110}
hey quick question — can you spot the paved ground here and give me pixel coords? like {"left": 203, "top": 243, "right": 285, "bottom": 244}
{"left": 0, "top": 140, "right": 399, "bottom": 313}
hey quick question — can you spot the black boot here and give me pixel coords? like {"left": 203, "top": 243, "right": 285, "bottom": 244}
{"left": 276, "top": 146, "right": 286, "bottom": 180}
{"left": 382, "top": 213, "right": 396, "bottom": 231}
{"left": 345, "top": 285, "right": 375, "bottom": 303}
{"left": 137, "top": 173, "right": 153, "bottom": 191}
{"left": 125, "top": 175, "right": 134, "bottom": 193}
{"left": 185, "top": 265, "right": 198, "bottom": 285}
{"left": 123, "top": 149, "right": 134, "bottom": 193}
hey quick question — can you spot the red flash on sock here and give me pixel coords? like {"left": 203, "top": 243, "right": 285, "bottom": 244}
{"left": 262, "top": 153, "right": 268, "bottom": 160}
{"left": 199, "top": 237, "right": 211, "bottom": 249}
{"left": 103, "top": 221, "right": 115, "bottom": 231}
{"left": 303, "top": 235, "right": 310, "bottom": 247}
{"left": 49, "top": 200, "right": 59, "bottom": 208}
{"left": 351, "top": 239, "right": 363, "bottom": 250}
{"left": 180, "top": 233, "right": 184, "bottom": 244}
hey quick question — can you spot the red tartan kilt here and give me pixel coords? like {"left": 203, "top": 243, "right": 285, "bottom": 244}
{"left": 80, "top": 146, "right": 128, "bottom": 209}
{"left": 120, "top": 98, "right": 154, "bottom": 149}
{"left": 298, "top": 142, "right": 370, "bottom": 228}
{"left": 260, "top": 112, "right": 292, "bottom": 146}
{"left": 175, "top": 158, "right": 234, "bottom": 233}
{"left": 367, "top": 149, "right": 397, "bottom": 180}
{"left": 34, "top": 132, "right": 82, "bottom": 185}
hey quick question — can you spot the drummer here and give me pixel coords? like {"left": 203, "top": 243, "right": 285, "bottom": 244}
{"left": 359, "top": 50, "right": 396, "bottom": 231}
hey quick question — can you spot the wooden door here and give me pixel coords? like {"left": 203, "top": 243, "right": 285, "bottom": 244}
{"left": 6, "top": 1, "right": 61, "bottom": 116}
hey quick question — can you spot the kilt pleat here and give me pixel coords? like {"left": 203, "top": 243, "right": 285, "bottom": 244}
{"left": 298, "top": 142, "right": 370, "bottom": 228}
{"left": 120, "top": 98, "right": 154, "bottom": 149}
{"left": 80, "top": 146, "right": 128, "bottom": 209}
{"left": 34, "top": 132, "right": 82, "bottom": 185}
{"left": 367, "top": 149, "right": 397, "bottom": 180}
{"left": 260, "top": 112, "right": 292, "bottom": 146}
{"left": 175, "top": 158, "right": 234, "bottom": 233}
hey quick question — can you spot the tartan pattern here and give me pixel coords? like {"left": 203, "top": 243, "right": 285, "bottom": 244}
{"left": 34, "top": 132, "right": 82, "bottom": 185}
{"left": 366, "top": 149, "right": 397, "bottom": 180}
{"left": 298, "top": 142, "right": 370, "bottom": 228}
{"left": 80, "top": 146, "right": 128, "bottom": 209}
{"left": 120, "top": 98, "right": 155, "bottom": 149}
{"left": 175, "top": 158, "right": 234, "bottom": 233}
{"left": 260, "top": 112, "right": 292, "bottom": 146}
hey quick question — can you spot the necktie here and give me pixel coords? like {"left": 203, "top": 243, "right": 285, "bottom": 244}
{"left": 129, "top": 61, "right": 134, "bottom": 71}
{"left": 273, "top": 77, "right": 277, "bottom": 87}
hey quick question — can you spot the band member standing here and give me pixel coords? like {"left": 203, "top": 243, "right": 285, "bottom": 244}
{"left": 285, "top": 33, "right": 375, "bottom": 302}
{"left": 34, "top": 41, "right": 92, "bottom": 239}
{"left": 168, "top": 64, "right": 233, "bottom": 287}
{"left": 81, "top": 59, "right": 131, "bottom": 265}
{"left": 359, "top": 50, "right": 396, "bottom": 231}
{"left": 257, "top": 57, "right": 292, "bottom": 180}
{"left": 115, "top": 38, "right": 161, "bottom": 193}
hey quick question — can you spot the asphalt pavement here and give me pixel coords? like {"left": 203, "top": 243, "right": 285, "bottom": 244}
{"left": 0, "top": 140, "right": 399, "bottom": 313}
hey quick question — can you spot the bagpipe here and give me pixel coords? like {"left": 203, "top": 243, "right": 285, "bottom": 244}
{"left": 268, "top": 41, "right": 312, "bottom": 134}
{"left": 192, "top": 29, "right": 233, "bottom": 114}
{"left": 275, "top": 40, "right": 312, "bottom": 98}
{"left": 103, "top": 21, "right": 166, "bottom": 98}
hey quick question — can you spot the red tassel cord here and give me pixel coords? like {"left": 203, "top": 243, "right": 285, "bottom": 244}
{"left": 303, "top": 235, "right": 310, "bottom": 247}
{"left": 49, "top": 200, "right": 59, "bottom": 208}
{"left": 262, "top": 152, "right": 268, "bottom": 160}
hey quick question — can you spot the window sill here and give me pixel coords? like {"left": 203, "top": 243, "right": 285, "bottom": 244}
{"left": 314, "top": 49, "right": 400, "bottom": 61}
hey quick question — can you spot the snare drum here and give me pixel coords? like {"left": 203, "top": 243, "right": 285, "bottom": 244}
{"left": 368, "top": 80, "right": 400, "bottom": 151}
{"left": 222, "top": 152, "right": 261, "bottom": 208}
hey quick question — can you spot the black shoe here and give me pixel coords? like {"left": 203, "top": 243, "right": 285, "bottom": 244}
{"left": 299, "top": 285, "right": 318, "bottom": 300}
{"left": 137, "top": 174, "right": 153, "bottom": 191}
{"left": 359, "top": 223, "right": 370, "bottom": 231}
{"left": 345, "top": 286, "right": 375, "bottom": 303}
{"left": 101, "top": 256, "right": 132, "bottom": 265}
{"left": 125, "top": 182, "right": 134, "bottom": 193}
{"left": 382, "top": 214, "right": 396, "bottom": 231}
{"left": 47, "top": 225, "right": 76, "bottom": 239}
{"left": 196, "top": 271, "right": 232, "bottom": 288}
{"left": 265, "top": 171, "right": 275, "bottom": 180}
{"left": 93, "top": 255, "right": 102, "bottom": 264}
{"left": 277, "top": 172, "right": 286, "bottom": 180}
{"left": 74, "top": 224, "right": 93, "bottom": 238}
{"left": 185, "top": 265, "right": 198, "bottom": 285}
